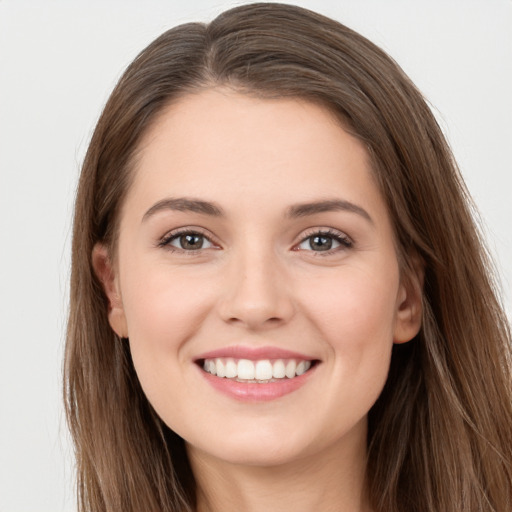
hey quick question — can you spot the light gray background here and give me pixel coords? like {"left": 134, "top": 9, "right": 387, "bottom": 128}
{"left": 1, "top": 1, "right": 511, "bottom": 510}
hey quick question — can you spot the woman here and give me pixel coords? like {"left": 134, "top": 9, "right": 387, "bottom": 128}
{"left": 64, "top": 3, "right": 512, "bottom": 511}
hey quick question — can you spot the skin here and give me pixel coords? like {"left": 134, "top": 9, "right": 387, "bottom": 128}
{"left": 93, "top": 88, "right": 423, "bottom": 512}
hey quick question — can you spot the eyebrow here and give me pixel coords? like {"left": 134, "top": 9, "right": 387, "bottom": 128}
{"left": 142, "top": 197, "right": 372, "bottom": 224}
{"left": 142, "top": 197, "right": 224, "bottom": 221}
{"left": 286, "top": 199, "right": 373, "bottom": 223}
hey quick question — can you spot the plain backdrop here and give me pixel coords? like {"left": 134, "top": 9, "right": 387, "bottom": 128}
{"left": 1, "top": 1, "right": 511, "bottom": 510}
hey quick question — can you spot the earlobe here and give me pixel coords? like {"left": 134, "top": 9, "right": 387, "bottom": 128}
{"left": 393, "top": 258, "right": 425, "bottom": 344}
{"left": 91, "top": 243, "right": 128, "bottom": 338}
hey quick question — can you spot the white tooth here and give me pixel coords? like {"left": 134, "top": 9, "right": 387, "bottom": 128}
{"left": 207, "top": 360, "right": 217, "bottom": 375}
{"left": 237, "top": 359, "right": 255, "bottom": 380}
{"left": 225, "top": 358, "right": 237, "bottom": 378}
{"left": 304, "top": 361, "right": 311, "bottom": 372}
{"left": 215, "top": 358, "right": 226, "bottom": 378}
{"left": 296, "top": 361, "right": 307, "bottom": 376}
{"left": 255, "top": 360, "right": 273, "bottom": 380}
{"left": 272, "top": 359, "right": 286, "bottom": 379}
{"left": 285, "top": 360, "right": 297, "bottom": 379}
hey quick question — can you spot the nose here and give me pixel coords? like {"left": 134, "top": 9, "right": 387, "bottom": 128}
{"left": 218, "top": 246, "right": 295, "bottom": 330}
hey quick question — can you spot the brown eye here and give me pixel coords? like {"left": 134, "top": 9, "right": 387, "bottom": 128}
{"left": 297, "top": 231, "right": 352, "bottom": 253}
{"left": 308, "top": 235, "right": 334, "bottom": 251}
{"left": 166, "top": 232, "right": 213, "bottom": 251}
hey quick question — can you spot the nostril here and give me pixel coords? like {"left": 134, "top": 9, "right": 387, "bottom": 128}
{"left": 217, "top": 274, "right": 295, "bottom": 328}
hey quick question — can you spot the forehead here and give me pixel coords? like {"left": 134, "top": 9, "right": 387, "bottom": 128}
{"left": 128, "top": 89, "right": 381, "bottom": 208}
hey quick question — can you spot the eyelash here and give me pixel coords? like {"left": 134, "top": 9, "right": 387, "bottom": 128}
{"left": 157, "top": 228, "right": 215, "bottom": 254}
{"left": 296, "top": 228, "right": 353, "bottom": 255}
{"left": 157, "top": 228, "right": 353, "bottom": 255}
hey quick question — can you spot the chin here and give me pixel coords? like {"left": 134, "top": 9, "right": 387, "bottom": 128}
{"left": 183, "top": 416, "right": 328, "bottom": 469}
{"left": 194, "top": 439, "right": 309, "bottom": 468}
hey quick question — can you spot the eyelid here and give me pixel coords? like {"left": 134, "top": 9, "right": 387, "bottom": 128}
{"left": 156, "top": 226, "right": 352, "bottom": 254}
{"left": 294, "top": 227, "right": 353, "bottom": 253}
{"left": 157, "top": 226, "right": 221, "bottom": 252}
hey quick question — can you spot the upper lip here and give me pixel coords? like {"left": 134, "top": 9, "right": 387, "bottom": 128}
{"left": 195, "top": 345, "right": 317, "bottom": 361}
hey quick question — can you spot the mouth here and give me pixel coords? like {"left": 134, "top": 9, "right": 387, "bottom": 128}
{"left": 194, "top": 346, "right": 319, "bottom": 401}
{"left": 198, "top": 357, "right": 318, "bottom": 383}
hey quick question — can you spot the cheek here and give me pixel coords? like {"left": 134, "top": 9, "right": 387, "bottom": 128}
{"left": 298, "top": 265, "right": 399, "bottom": 427}
{"left": 296, "top": 261, "right": 400, "bottom": 418}
{"left": 299, "top": 264, "right": 400, "bottom": 351}
{"left": 120, "top": 267, "right": 218, "bottom": 422}
{"left": 121, "top": 248, "right": 211, "bottom": 329}
{"left": 120, "top": 265, "right": 215, "bottom": 373}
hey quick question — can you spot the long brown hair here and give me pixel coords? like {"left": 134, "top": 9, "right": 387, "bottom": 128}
{"left": 65, "top": 3, "right": 512, "bottom": 511}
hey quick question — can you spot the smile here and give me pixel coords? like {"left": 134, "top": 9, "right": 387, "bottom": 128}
{"left": 195, "top": 347, "right": 319, "bottom": 401}
{"left": 202, "top": 358, "right": 313, "bottom": 382}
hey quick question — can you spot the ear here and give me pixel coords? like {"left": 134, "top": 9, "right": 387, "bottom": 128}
{"left": 393, "top": 256, "right": 424, "bottom": 344}
{"left": 91, "top": 243, "right": 128, "bottom": 338}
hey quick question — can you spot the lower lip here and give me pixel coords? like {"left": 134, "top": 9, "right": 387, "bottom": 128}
{"left": 198, "top": 365, "right": 316, "bottom": 402}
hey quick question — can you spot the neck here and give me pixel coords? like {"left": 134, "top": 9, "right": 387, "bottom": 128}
{"left": 187, "top": 422, "right": 372, "bottom": 512}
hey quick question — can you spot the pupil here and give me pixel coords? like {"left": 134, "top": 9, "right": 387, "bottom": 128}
{"left": 310, "top": 235, "right": 332, "bottom": 251}
{"left": 181, "top": 234, "right": 203, "bottom": 249}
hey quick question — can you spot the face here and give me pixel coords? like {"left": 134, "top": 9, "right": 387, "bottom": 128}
{"left": 94, "top": 89, "right": 421, "bottom": 468}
